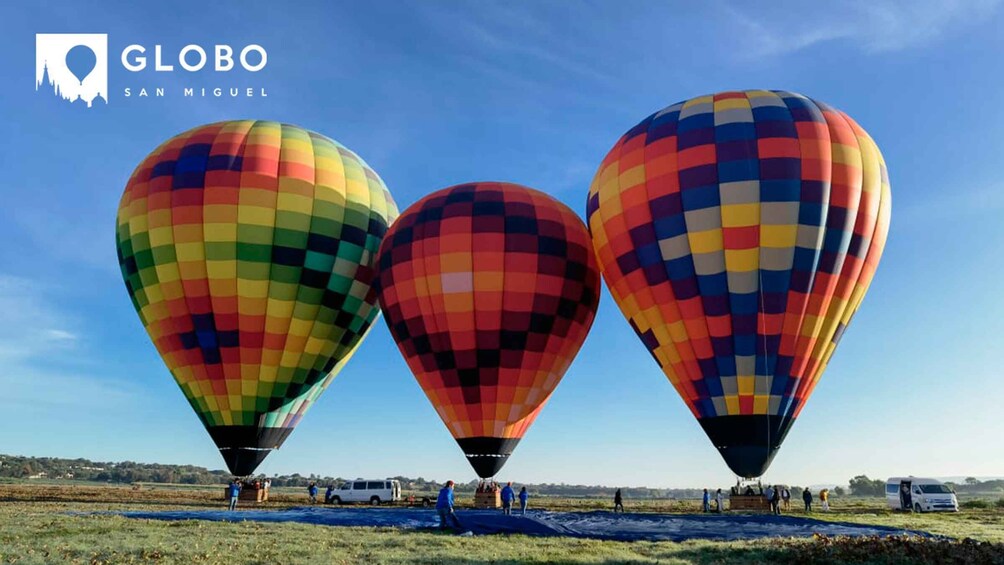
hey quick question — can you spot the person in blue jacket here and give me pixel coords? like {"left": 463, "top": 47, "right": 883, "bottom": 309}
{"left": 702, "top": 488, "right": 711, "bottom": 513}
{"left": 227, "top": 479, "right": 241, "bottom": 511}
{"left": 500, "top": 481, "right": 515, "bottom": 515}
{"left": 436, "top": 480, "right": 462, "bottom": 530}
{"left": 518, "top": 486, "right": 529, "bottom": 515}
{"left": 308, "top": 482, "right": 319, "bottom": 504}
{"left": 325, "top": 484, "right": 334, "bottom": 504}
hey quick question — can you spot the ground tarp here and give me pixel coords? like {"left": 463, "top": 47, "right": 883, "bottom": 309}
{"left": 119, "top": 507, "right": 934, "bottom": 542}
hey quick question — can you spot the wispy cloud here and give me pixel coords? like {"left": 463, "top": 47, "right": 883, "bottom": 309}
{"left": 0, "top": 275, "right": 138, "bottom": 407}
{"left": 895, "top": 184, "right": 1004, "bottom": 229}
{"left": 0, "top": 275, "right": 80, "bottom": 365}
{"left": 42, "top": 329, "right": 78, "bottom": 342}
{"left": 415, "top": 3, "right": 617, "bottom": 91}
{"left": 718, "top": 0, "right": 1000, "bottom": 59}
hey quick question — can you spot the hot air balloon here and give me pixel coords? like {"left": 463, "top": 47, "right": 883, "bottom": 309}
{"left": 375, "top": 182, "right": 600, "bottom": 477}
{"left": 586, "top": 91, "right": 891, "bottom": 477}
{"left": 115, "top": 121, "right": 398, "bottom": 476}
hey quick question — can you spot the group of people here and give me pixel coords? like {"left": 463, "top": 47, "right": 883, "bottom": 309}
{"left": 435, "top": 480, "right": 532, "bottom": 530}
{"left": 794, "top": 486, "right": 829, "bottom": 512}
{"left": 474, "top": 480, "right": 530, "bottom": 515}
{"left": 226, "top": 477, "right": 272, "bottom": 511}
{"left": 497, "top": 481, "right": 529, "bottom": 516}
{"left": 701, "top": 488, "right": 727, "bottom": 512}
{"left": 229, "top": 476, "right": 835, "bottom": 521}
{"left": 709, "top": 482, "right": 831, "bottom": 514}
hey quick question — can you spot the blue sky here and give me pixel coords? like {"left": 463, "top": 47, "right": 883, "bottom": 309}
{"left": 1, "top": 0, "right": 1002, "bottom": 488}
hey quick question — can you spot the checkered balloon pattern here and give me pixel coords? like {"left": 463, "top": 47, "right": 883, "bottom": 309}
{"left": 116, "top": 121, "right": 398, "bottom": 476}
{"left": 587, "top": 91, "right": 891, "bottom": 477}
{"left": 375, "top": 182, "right": 600, "bottom": 477}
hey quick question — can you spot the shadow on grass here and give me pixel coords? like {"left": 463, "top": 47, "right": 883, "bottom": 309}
{"left": 366, "top": 534, "right": 1004, "bottom": 565}
{"left": 663, "top": 536, "right": 1003, "bottom": 565}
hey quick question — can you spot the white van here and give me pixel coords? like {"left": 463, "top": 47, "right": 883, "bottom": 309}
{"left": 330, "top": 479, "right": 401, "bottom": 505}
{"left": 886, "top": 477, "right": 958, "bottom": 512}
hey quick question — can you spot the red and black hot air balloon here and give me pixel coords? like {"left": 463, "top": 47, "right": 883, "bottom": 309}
{"left": 375, "top": 182, "right": 600, "bottom": 477}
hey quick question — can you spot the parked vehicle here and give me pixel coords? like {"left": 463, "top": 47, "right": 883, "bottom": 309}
{"left": 330, "top": 479, "right": 401, "bottom": 505}
{"left": 886, "top": 477, "right": 958, "bottom": 512}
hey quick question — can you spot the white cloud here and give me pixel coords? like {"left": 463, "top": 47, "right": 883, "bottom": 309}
{"left": 0, "top": 275, "right": 81, "bottom": 364}
{"left": 416, "top": 3, "right": 616, "bottom": 89}
{"left": 719, "top": 0, "right": 1000, "bottom": 59}
{"left": 43, "top": 329, "right": 78, "bottom": 341}
{"left": 895, "top": 185, "right": 1004, "bottom": 229}
{"left": 0, "top": 275, "right": 138, "bottom": 408}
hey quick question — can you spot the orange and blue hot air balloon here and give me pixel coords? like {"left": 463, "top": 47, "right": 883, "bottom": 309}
{"left": 116, "top": 121, "right": 398, "bottom": 476}
{"left": 587, "top": 91, "right": 891, "bottom": 477}
{"left": 375, "top": 182, "right": 601, "bottom": 477}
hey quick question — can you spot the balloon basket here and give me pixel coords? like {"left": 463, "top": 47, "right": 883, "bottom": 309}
{"left": 473, "top": 491, "right": 501, "bottom": 509}
{"left": 234, "top": 486, "right": 269, "bottom": 503}
{"left": 728, "top": 495, "right": 772, "bottom": 512}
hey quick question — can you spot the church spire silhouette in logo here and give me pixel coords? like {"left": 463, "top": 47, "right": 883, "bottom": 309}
{"left": 35, "top": 34, "right": 108, "bottom": 108}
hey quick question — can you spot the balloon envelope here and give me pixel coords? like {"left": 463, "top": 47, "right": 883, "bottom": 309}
{"left": 375, "top": 182, "right": 600, "bottom": 477}
{"left": 116, "top": 121, "right": 398, "bottom": 475}
{"left": 587, "top": 91, "right": 891, "bottom": 477}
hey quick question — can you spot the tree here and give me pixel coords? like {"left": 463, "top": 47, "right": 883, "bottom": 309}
{"left": 833, "top": 486, "right": 846, "bottom": 496}
{"left": 965, "top": 477, "right": 980, "bottom": 486}
{"left": 848, "top": 475, "right": 885, "bottom": 497}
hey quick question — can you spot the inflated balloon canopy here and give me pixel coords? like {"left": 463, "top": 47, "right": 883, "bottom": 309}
{"left": 587, "top": 91, "right": 891, "bottom": 478}
{"left": 115, "top": 120, "right": 398, "bottom": 476}
{"left": 375, "top": 182, "right": 601, "bottom": 477}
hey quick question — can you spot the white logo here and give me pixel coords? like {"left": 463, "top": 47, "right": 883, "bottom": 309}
{"left": 36, "top": 34, "right": 108, "bottom": 108}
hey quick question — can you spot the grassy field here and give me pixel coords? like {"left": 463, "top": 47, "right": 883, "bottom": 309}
{"left": 1, "top": 483, "right": 1002, "bottom": 564}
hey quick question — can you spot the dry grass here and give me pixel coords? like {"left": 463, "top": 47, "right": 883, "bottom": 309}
{"left": 1, "top": 483, "right": 1003, "bottom": 564}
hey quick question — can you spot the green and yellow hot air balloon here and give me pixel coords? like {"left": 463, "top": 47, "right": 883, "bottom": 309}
{"left": 115, "top": 121, "right": 398, "bottom": 475}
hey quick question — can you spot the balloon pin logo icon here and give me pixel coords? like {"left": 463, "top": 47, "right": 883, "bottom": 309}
{"left": 65, "top": 44, "right": 97, "bottom": 85}
{"left": 35, "top": 33, "right": 108, "bottom": 107}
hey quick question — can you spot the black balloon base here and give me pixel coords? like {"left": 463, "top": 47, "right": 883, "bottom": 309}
{"left": 207, "top": 425, "right": 294, "bottom": 476}
{"left": 698, "top": 415, "right": 795, "bottom": 478}
{"left": 219, "top": 447, "right": 273, "bottom": 477}
{"left": 456, "top": 437, "right": 521, "bottom": 478}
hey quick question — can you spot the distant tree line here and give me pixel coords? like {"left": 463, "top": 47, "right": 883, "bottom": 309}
{"left": 0, "top": 454, "right": 702, "bottom": 498}
{"left": 0, "top": 454, "right": 335, "bottom": 487}
{"left": 848, "top": 475, "right": 886, "bottom": 497}
{"left": 948, "top": 477, "right": 1004, "bottom": 495}
{"left": 9, "top": 455, "right": 995, "bottom": 499}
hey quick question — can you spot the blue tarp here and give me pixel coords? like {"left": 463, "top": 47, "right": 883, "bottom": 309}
{"left": 118, "top": 507, "right": 933, "bottom": 542}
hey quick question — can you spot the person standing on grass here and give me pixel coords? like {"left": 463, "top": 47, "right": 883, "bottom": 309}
{"left": 764, "top": 485, "right": 775, "bottom": 509}
{"left": 781, "top": 487, "right": 791, "bottom": 511}
{"left": 308, "top": 482, "right": 318, "bottom": 504}
{"left": 820, "top": 488, "right": 830, "bottom": 512}
{"left": 802, "top": 487, "right": 813, "bottom": 513}
{"left": 227, "top": 479, "right": 241, "bottom": 511}
{"left": 702, "top": 489, "right": 711, "bottom": 513}
{"left": 325, "top": 484, "right": 334, "bottom": 504}
{"left": 500, "top": 481, "right": 515, "bottom": 515}
{"left": 613, "top": 488, "right": 624, "bottom": 512}
{"left": 436, "top": 480, "right": 462, "bottom": 530}
{"left": 770, "top": 485, "right": 781, "bottom": 515}
{"left": 715, "top": 488, "right": 724, "bottom": 512}
{"left": 519, "top": 487, "right": 529, "bottom": 515}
